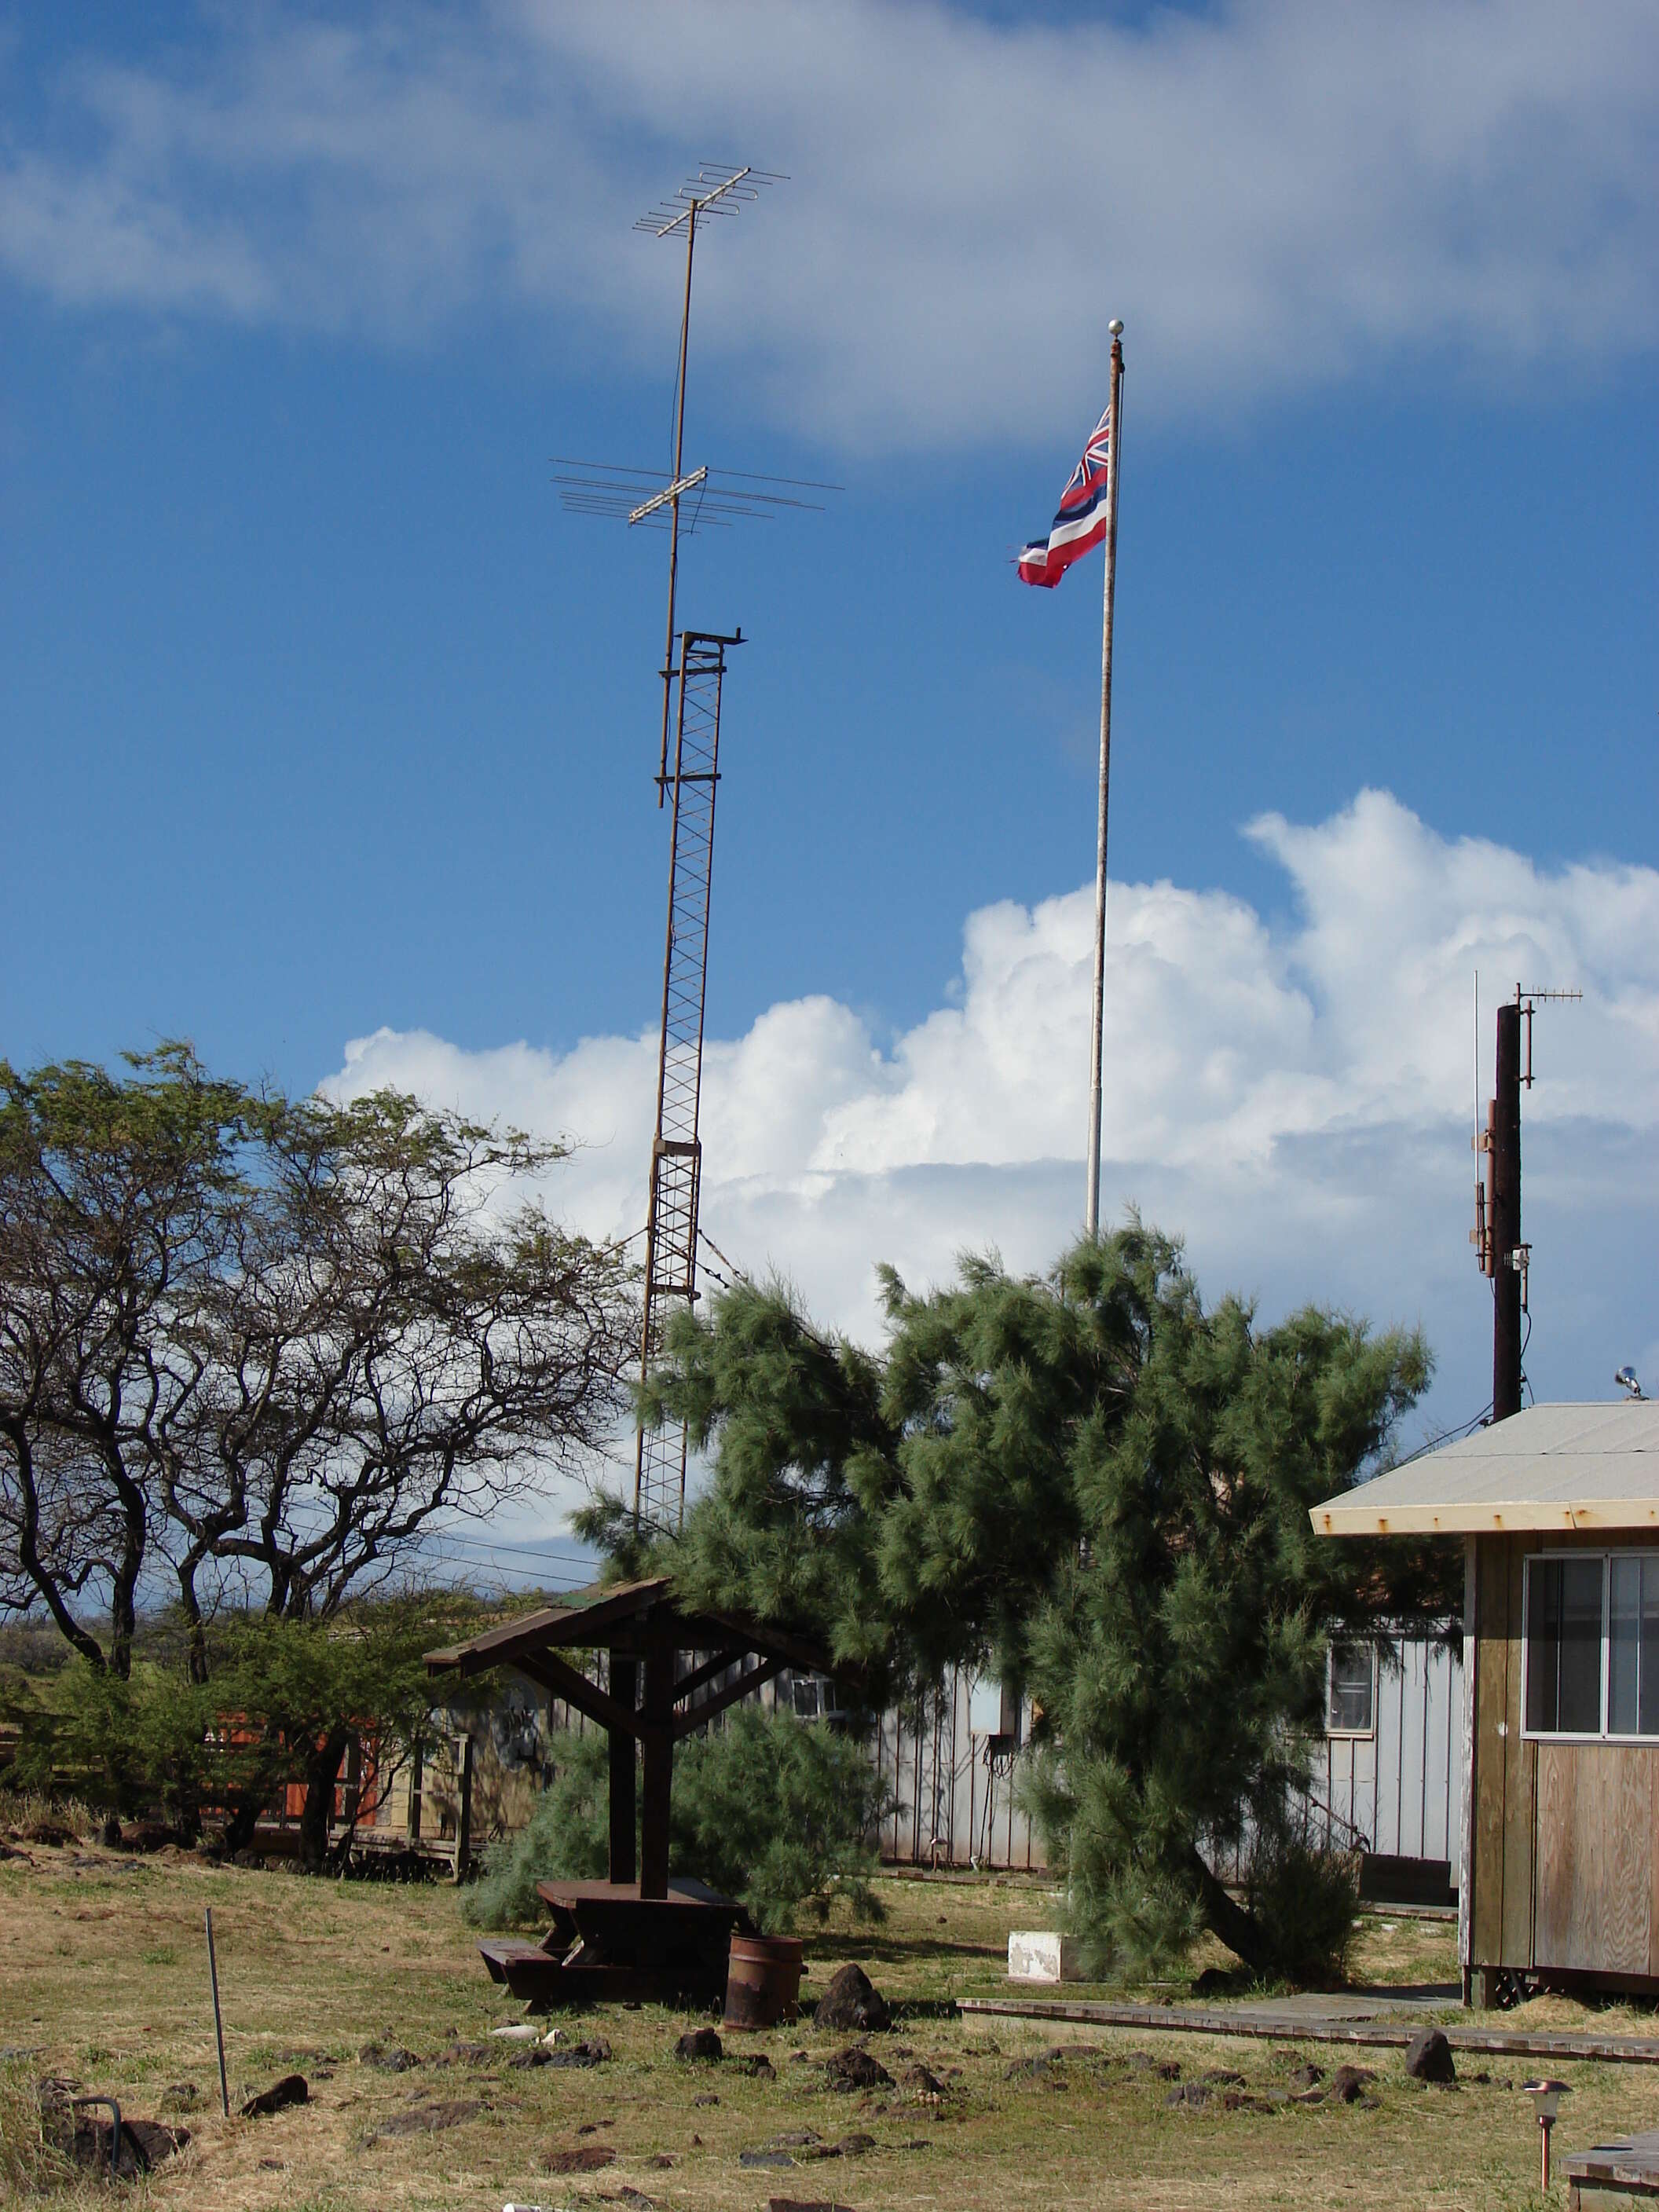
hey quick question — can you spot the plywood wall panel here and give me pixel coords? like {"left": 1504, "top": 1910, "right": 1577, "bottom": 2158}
{"left": 1472, "top": 1536, "right": 1514, "bottom": 1964}
{"left": 1607, "top": 1751, "right": 1655, "bottom": 1979}
{"left": 1536, "top": 1745, "right": 1658, "bottom": 1976}
{"left": 1501, "top": 1537, "right": 1537, "bottom": 1967}
{"left": 1533, "top": 1743, "right": 1578, "bottom": 1967}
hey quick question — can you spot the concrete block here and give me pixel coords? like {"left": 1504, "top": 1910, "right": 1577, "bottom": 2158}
{"left": 1008, "top": 1930, "right": 1081, "bottom": 1983}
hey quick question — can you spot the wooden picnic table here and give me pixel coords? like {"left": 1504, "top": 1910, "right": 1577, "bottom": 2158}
{"left": 1566, "top": 2128, "right": 1659, "bottom": 2207}
{"left": 478, "top": 1874, "right": 752, "bottom": 2009}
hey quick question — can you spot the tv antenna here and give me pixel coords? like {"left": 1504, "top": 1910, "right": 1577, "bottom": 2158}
{"left": 554, "top": 163, "right": 836, "bottom": 1539}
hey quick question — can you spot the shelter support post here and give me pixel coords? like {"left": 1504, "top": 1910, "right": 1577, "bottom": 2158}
{"left": 609, "top": 1656, "right": 638, "bottom": 1885}
{"left": 640, "top": 1646, "right": 675, "bottom": 1901}
{"left": 452, "top": 1732, "right": 474, "bottom": 1883}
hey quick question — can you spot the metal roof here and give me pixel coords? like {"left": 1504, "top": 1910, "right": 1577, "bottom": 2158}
{"left": 1312, "top": 1401, "right": 1659, "bottom": 1537}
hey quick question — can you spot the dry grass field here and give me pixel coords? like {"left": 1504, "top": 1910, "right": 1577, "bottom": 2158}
{"left": 4, "top": 1835, "right": 1656, "bottom": 2212}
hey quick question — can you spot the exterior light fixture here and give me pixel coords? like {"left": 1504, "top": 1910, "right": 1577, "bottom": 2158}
{"left": 1521, "top": 2078, "right": 1569, "bottom": 2189}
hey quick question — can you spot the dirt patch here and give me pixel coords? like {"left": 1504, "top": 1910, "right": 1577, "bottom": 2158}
{"left": 374, "top": 2097, "right": 485, "bottom": 2137}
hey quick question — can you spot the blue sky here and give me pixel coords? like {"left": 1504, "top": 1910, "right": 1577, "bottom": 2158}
{"left": 3, "top": 3, "right": 1657, "bottom": 1547}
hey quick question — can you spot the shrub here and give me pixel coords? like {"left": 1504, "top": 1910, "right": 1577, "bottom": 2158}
{"left": 672, "top": 1704, "right": 888, "bottom": 1935}
{"left": 464, "top": 1727, "right": 610, "bottom": 1928}
{"left": 1, "top": 1660, "right": 218, "bottom": 1828}
{"left": 1240, "top": 1828, "right": 1361, "bottom": 1987}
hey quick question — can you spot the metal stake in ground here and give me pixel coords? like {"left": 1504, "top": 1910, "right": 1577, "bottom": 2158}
{"left": 204, "top": 1906, "right": 229, "bottom": 2117}
{"left": 1084, "top": 321, "right": 1126, "bottom": 1239}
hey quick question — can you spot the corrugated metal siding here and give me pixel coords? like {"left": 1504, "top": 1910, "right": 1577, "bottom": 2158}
{"left": 1313, "top": 1633, "right": 1463, "bottom": 1862}
{"left": 870, "top": 1669, "right": 1045, "bottom": 1871}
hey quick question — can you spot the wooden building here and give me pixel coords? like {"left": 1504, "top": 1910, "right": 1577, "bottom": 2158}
{"left": 1313, "top": 1399, "right": 1659, "bottom": 2005}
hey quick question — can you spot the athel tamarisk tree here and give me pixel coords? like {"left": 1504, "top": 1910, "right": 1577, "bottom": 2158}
{"left": 619, "top": 1221, "right": 1456, "bottom": 1979}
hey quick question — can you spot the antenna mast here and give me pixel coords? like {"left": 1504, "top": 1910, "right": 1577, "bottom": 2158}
{"left": 635, "top": 166, "right": 782, "bottom": 797}
{"left": 1471, "top": 984, "right": 1580, "bottom": 1420}
{"left": 551, "top": 165, "right": 834, "bottom": 1539}
{"left": 628, "top": 165, "right": 777, "bottom": 1537}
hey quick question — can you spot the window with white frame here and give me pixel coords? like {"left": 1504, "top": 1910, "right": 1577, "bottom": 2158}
{"left": 1326, "top": 1641, "right": 1375, "bottom": 1735}
{"left": 1524, "top": 1551, "right": 1659, "bottom": 1739}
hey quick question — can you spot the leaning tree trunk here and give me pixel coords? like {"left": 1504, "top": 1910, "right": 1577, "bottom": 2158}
{"left": 296, "top": 1727, "right": 352, "bottom": 1873}
{"left": 1187, "top": 1846, "right": 1273, "bottom": 1976}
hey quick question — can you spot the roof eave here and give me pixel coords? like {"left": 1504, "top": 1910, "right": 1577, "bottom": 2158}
{"left": 1311, "top": 1500, "right": 1659, "bottom": 1538}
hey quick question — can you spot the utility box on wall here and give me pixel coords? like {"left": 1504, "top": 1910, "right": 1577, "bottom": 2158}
{"left": 969, "top": 1675, "right": 1022, "bottom": 1749}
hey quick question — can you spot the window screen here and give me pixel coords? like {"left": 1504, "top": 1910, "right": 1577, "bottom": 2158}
{"left": 790, "top": 1675, "right": 823, "bottom": 1721}
{"left": 1328, "top": 1643, "right": 1374, "bottom": 1734}
{"left": 1608, "top": 1555, "right": 1659, "bottom": 1736}
{"left": 1525, "top": 1557, "right": 1604, "bottom": 1734}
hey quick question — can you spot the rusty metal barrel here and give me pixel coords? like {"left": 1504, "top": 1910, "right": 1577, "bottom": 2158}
{"left": 723, "top": 1932, "right": 804, "bottom": 2030}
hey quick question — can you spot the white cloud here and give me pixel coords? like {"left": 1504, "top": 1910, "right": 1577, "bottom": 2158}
{"left": 3, "top": 2, "right": 1657, "bottom": 445}
{"left": 328, "top": 789, "right": 1659, "bottom": 1492}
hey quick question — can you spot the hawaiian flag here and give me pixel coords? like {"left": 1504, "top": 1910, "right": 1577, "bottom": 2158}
{"left": 1018, "top": 402, "right": 1112, "bottom": 587}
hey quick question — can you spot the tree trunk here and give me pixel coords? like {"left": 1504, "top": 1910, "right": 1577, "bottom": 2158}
{"left": 1187, "top": 1845, "right": 1272, "bottom": 1976}
{"left": 297, "top": 1727, "right": 351, "bottom": 1873}
{"left": 223, "top": 1798, "right": 262, "bottom": 1856}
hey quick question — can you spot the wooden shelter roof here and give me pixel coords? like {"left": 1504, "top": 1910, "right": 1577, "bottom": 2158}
{"left": 424, "top": 1575, "right": 856, "bottom": 1745}
{"left": 1311, "top": 1401, "right": 1659, "bottom": 1537}
{"left": 426, "top": 1575, "right": 840, "bottom": 1679}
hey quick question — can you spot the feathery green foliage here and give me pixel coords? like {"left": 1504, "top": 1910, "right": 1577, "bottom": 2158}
{"left": 672, "top": 1703, "right": 888, "bottom": 1934}
{"left": 639, "top": 1219, "right": 1446, "bottom": 1979}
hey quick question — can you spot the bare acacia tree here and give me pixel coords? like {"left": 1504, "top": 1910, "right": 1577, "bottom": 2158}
{"left": 157, "top": 1087, "right": 635, "bottom": 1671}
{"left": 0, "top": 1048, "right": 250, "bottom": 1675}
{"left": 1, "top": 1049, "right": 635, "bottom": 1754}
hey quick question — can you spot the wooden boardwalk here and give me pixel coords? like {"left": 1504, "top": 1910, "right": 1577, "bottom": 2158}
{"left": 1566, "top": 2128, "right": 1659, "bottom": 2205}
{"left": 963, "top": 1994, "right": 1659, "bottom": 2067}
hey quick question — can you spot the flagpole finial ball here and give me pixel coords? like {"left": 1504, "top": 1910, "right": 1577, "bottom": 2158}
{"left": 1108, "top": 318, "right": 1124, "bottom": 336}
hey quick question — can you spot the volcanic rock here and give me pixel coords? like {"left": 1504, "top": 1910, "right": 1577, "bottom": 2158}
{"left": 826, "top": 2046, "right": 894, "bottom": 2093}
{"left": 814, "top": 1963, "right": 892, "bottom": 2034}
{"left": 1404, "top": 2028, "right": 1457, "bottom": 2084}
{"left": 240, "top": 2075, "right": 309, "bottom": 2118}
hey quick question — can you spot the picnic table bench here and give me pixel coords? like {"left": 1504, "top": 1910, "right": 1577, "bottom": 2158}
{"left": 1567, "top": 2128, "right": 1659, "bottom": 2207}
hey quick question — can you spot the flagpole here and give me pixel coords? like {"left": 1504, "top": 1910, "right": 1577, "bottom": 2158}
{"left": 1085, "top": 320, "right": 1125, "bottom": 1239}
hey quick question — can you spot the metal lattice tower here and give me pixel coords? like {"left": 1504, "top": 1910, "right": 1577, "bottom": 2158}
{"left": 635, "top": 629, "right": 738, "bottom": 1533}
{"left": 550, "top": 163, "right": 830, "bottom": 1536}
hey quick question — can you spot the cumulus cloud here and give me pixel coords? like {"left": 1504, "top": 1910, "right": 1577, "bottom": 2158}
{"left": 4, "top": 2, "right": 1657, "bottom": 444}
{"left": 328, "top": 790, "right": 1659, "bottom": 1487}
